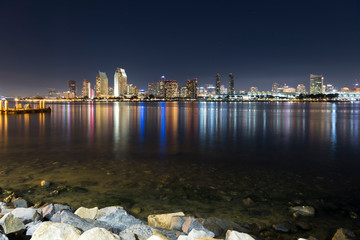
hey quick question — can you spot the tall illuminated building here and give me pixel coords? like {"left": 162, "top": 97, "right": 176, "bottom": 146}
{"left": 114, "top": 68, "right": 127, "bottom": 97}
{"left": 148, "top": 82, "right": 160, "bottom": 96}
{"left": 159, "top": 76, "right": 166, "bottom": 97}
{"left": 228, "top": 73, "right": 234, "bottom": 94}
{"left": 164, "top": 80, "right": 178, "bottom": 99}
{"left": 296, "top": 84, "right": 307, "bottom": 94}
{"left": 215, "top": 73, "right": 221, "bottom": 95}
{"left": 96, "top": 71, "right": 108, "bottom": 97}
{"left": 68, "top": 80, "right": 77, "bottom": 97}
{"left": 310, "top": 74, "right": 324, "bottom": 95}
{"left": 186, "top": 78, "right": 198, "bottom": 98}
{"left": 82, "top": 79, "right": 91, "bottom": 98}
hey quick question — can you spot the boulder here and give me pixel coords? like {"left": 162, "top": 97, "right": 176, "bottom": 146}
{"left": 0, "top": 208, "right": 13, "bottom": 217}
{"left": 11, "top": 207, "right": 41, "bottom": 223}
{"left": 0, "top": 234, "right": 8, "bottom": 240}
{"left": 170, "top": 216, "right": 187, "bottom": 231}
{"left": 201, "top": 217, "right": 250, "bottom": 237}
{"left": 95, "top": 206, "right": 124, "bottom": 219}
{"left": 97, "top": 209, "right": 144, "bottom": 233}
{"left": 290, "top": 206, "right": 315, "bottom": 217}
{"left": 78, "top": 227, "right": 120, "bottom": 240}
{"left": 332, "top": 228, "right": 357, "bottom": 240}
{"left": 26, "top": 221, "right": 42, "bottom": 236}
{"left": 0, "top": 202, "right": 8, "bottom": 210}
{"left": 272, "top": 222, "right": 297, "bottom": 233}
{"left": 31, "top": 222, "right": 81, "bottom": 240}
{"left": 148, "top": 212, "right": 185, "bottom": 229}
{"left": 121, "top": 224, "right": 154, "bottom": 238}
{"left": 50, "top": 211, "right": 62, "bottom": 222}
{"left": 182, "top": 217, "right": 214, "bottom": 237}
{"left": 12, "top": 198, "right": 28, "bottom": 208}
{"left": 42, "top": 203, "right": 72, "bottom": 219}
{"left": 75, "top": 207, "right": 98, "bottom": 220}
{"left": 177, "top": 236, "right": 188, "bottom": 240}
{"left": 0, "top": 212, "right": 25, "bottom": 234}
{"left": 60, "top": 210, "right": 95, "bottom": 231}
{"left": 188, "top": 229, "right": 214, "bottom": 240}
{"left": 225, "top": 230, "right": 255, "bottom": 240}
{"left": 119, "top": 232, "right": 138, "bottom": 240}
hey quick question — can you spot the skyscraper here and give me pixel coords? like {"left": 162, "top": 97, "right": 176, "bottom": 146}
{"left": 310, "top": 74, "right": 324, "bottom": 95}
{"left": 186, "top": 78, "right": 198, "bottom": 99}
{"left": 296, "top": 84, "right": 307, "bottom": 94}
{"left": 114, "top": 68, "right": 127, "bottom": 97}
{"left": 215, "top": 73, "right": 221, "bottom": 95}
{"left": 68, "top": 80, "right": 77, "bottom": 97}
{"left": 159, "top": 76, "right": 166, "bottom": 97}
{"left": 228, "top": 73, "right": 234, "bottom": 94}
{"left": 96, "top": 71, "right": 108, "bottom": 97}
{"left": 164, "top": 80, "right": 178, "bottom": 99}
{"left": 148, "top": 82, "right": 160, "bottom": 96}
{"left": 82, "top": 79, "right": 91, "bottom": 98}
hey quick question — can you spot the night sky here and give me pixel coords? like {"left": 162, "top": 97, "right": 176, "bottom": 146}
{"left": 1, "top": 0, "right": 359, "bottom": 96}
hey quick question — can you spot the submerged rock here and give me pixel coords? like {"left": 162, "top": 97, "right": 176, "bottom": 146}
{"left": 290, "top": 206, "right": 315, "bottom": 217}
{"left": 0, "top": 212, "right": 26, "bottom": 234}
{"left": 12, "top": 198, "right": 28, "bottom": 208}
{"left": 332, "top": 228, "right": 357, "bottom": 240}
{"left": 148, "top": 212, "right": 185, "bottom": 229}
{"left": 31, "top": 221, "right": 81, "bottom": 240}
{"left": 201, "top": 217, "right": 250, "bottom": 237}
{"left": 272, "top": 222, "right": 297, "bottom": 233}
{"left": 75, "top": 206, "right": 98, "bottom": 220}
{"left": 296, "top": 222, "right": 312, "bottom": 231}
{"left": 78, "top": 227, "right": 120, "bottom": 240}
{"left": 225, "top": 230, "right": 255, "bottom": 240}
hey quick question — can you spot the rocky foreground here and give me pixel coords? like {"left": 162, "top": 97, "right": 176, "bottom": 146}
{"left": 0, "top": 191, "right": 358, "bottom": 240}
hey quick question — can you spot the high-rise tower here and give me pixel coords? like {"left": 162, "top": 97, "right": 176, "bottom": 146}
{"left": 215, "top": 73, "right": 221, "bottom": 95}
{"left": 310, "top": 74, "right": 324, "bottom": 95}
{"left": 96, "top": 71, "right": 108, "bottom": 97}
{"left": 186, "top": 78, "right": 198, "bottom": 98}
{"left": 114, "top": 68, "right": 127, "bottom": 97}
{"left": 228, "top": 73, "right": 234, "bottom": 94}
{"left": 159, "top": 76, "right": 166, "bottom": 97}
{"left": 82, "top": 79, "right": 91, "bottom": 98}
{"left": 68, "top": 80, "right": 77, "bottom": 97}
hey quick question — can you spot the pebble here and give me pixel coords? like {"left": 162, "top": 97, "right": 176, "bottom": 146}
{"left": 296, "top": 222, "right": 312, "bottom": 231}
{"left": 40, "top": 180, "right": 50, "bottom": 187}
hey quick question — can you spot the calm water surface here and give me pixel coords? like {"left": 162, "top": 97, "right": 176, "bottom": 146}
{"left": 1, "top": 102, "right": 360, "bottom": 237}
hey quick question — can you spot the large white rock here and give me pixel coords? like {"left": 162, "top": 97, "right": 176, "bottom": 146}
{"left": 225, "top": 230, "right": 255, "bottom": 240}
{"left": 75, "top": 207, "right": 98, "bottom": 220}
{"left": 0, "top": 208, "right": 13, "bottom": 217}
{"left": 31, "top": 222, "right": 81, "bottom": 240}
{"left": 78, "top": 227, "right": 120, "bottom": 240}
{"left": 26, "top": 221, "right": 42, "bottom": 236}
{"left": 177, "top": 236, "right": 188, "bottom": 240}
{"left": 188, "top": 229, "right": 215, "bottom": 240}
{"left": 148, "top": 212, "right": 185, "bottom": 229}
{"left": 11, "top": 208, "right": 41, "bottom": 223}
{"left": 96, "top": 206, "right": 124, "bottom": 219}
{"left": 0, "top": 213, "right": 25, "bottom": 234}
{"left": 0, "top": 202, "right": 8, "bottom": 211}
{"left": 0, "top": 233, "right": 9, "bottom": 240}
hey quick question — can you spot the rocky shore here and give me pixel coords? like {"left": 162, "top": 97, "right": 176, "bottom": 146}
{"left": 0, "top": 184, "right": 358, "bottom": 240}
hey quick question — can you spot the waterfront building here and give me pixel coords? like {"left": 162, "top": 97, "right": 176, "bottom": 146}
{"left": 61, "top": 91, "right": 75, "bottom": 99}
{"left": 48, "top": 89, "right": 60, "bottom": 99}
{"left": 96, "top": 71, "right": 108, "bottom": 97}
{"left": 215, "top": 73, "right": 221, "bottom": 95}
{"left": 310, "top": 74, "right": 324, "bottom": 95}
{"left": 197, "top": 87, "right": 207, "bottom": 97}
{"left": 68, "top": 80, "right": 77, "bottom": 97}
{"left": 82, "top": 79, "right": 91, "bottom": 98}
{"left": 108, "top": 87, "right": 114, "bottom": 96}
{"left": 296, "top": 84, "right": 307, "bottom": 94}
{"left": 272, "top": 82, "right": 280, "bottom": 93}
{"left": 325, "top": 84, "right": 335, "bottom": 94}
{"left": 205, "top": 84, "right": 216, "bottom": 96}
{"left": 148, "top": 82, "right": 160, "bottom": 96}
{"left": 114, "top": 68, "right": 127, "bottom": 97}
{"left": 164, "top": 80, "right": 179, "bottom": 99}
{"left": 220, "top": 85, "right": 228, "bottom": 94}
{"left": 283, "top": 84, "right": 296, "bottom": 93}
{"left": 228, "top": 73, "right": 234, "bottom": 94}
{"left": 180, "top": 86, "right": 187, "bottom": 98}
{"left": 249, "top": 87, "right": 258, "bottom": 94}
{"left": 159, "top": 76, "right": 166, "bottom": 97}
{"left": 186, "top": 78, "right": 198, "bottom": 98}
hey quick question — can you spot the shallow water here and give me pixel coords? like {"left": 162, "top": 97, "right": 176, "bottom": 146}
{"left": 1, "top": 102, "right": 360, "bottom": 238}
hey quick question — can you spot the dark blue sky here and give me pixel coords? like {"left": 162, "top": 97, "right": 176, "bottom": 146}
{"left": 1, "top": 0, "right": 359, "bottom": 96}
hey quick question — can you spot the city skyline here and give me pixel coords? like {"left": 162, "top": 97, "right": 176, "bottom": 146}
{"left": 1, "top": 0, "right": 359, "bottom": 96}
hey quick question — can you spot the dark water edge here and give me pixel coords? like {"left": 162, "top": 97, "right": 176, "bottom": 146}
{"left": 1, "top": 102, "right": 360, "bottom": 239}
